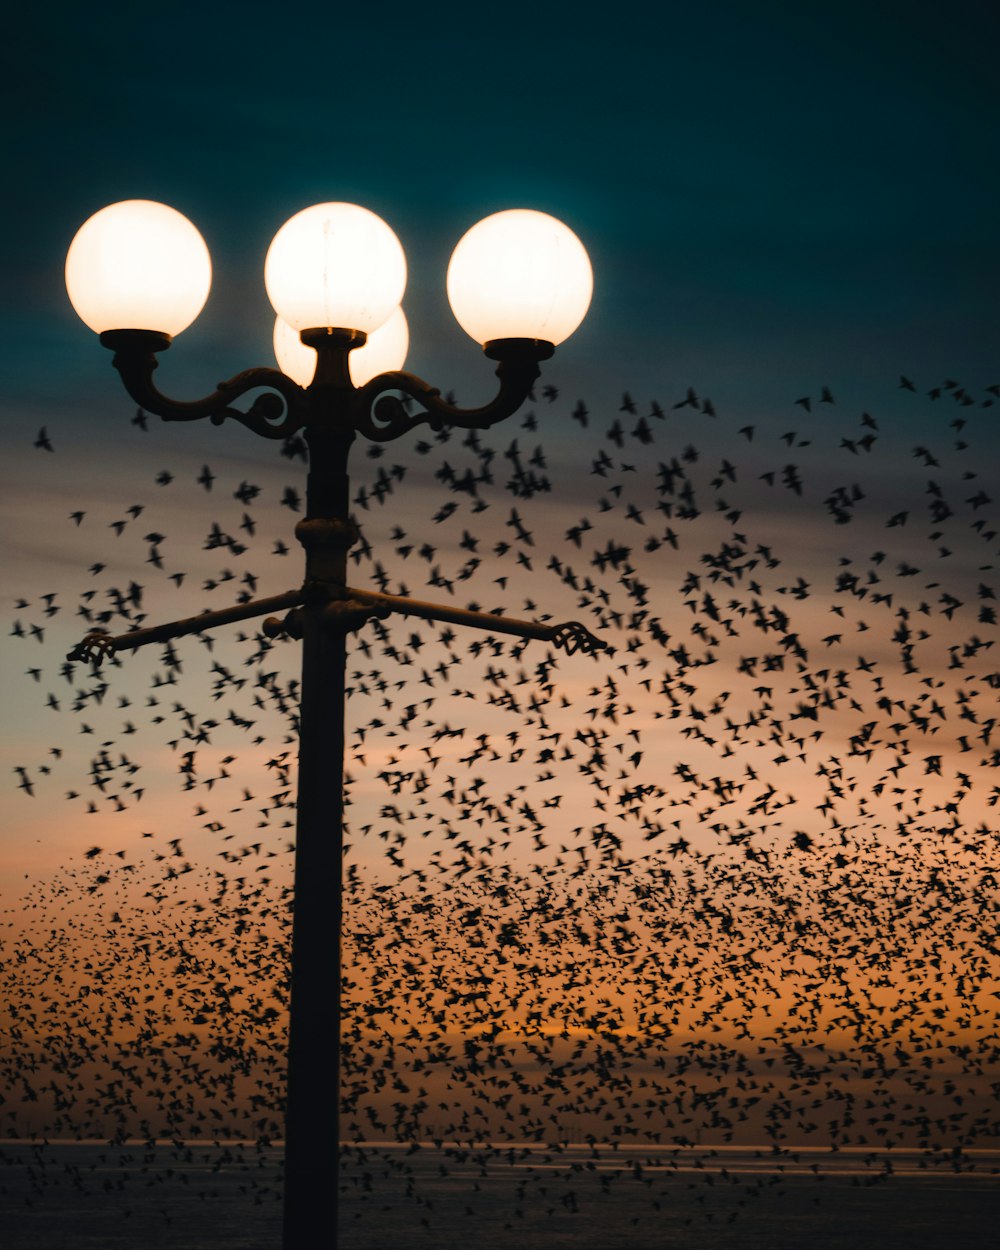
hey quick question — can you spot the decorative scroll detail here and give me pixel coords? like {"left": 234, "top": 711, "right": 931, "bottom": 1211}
{"left": 66, "top": 631, "right": 116, "bottom": 666}
{"left": 137, "top": 364, "right": 307, "bottom": 439}
{"left": 352, "top": 372, "right": 452, "bottom": 441}
{"left": 549, "top": 620, "right": 610, "bottom": 657}
{"left": 102, "top": 332, "right": 309, "bottom": 440}
{"left": 100, "top": 330, "right": 554, "bottom": 446}
{"left": 352, "top": 353, "right": 544, "bottom": 442}
{"left": 201, "top": 368, "right": 308, "bottom": 439}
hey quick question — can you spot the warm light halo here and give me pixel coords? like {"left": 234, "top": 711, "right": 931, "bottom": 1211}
{"left": 273, "top": 307, "right": 409, "bottom": 388}
{"left": 65, "top": 200, "right": 212, "bottom": 335}
{"left": 446, "top": 209, "right": 592, "bottom": 346}
{"left": 264, "top": 203, "right": 407, "bottom": 334}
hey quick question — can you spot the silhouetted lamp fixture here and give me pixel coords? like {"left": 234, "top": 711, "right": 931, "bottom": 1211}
{"left": 64, "top": 197, "right": 601, "bottom": 1250}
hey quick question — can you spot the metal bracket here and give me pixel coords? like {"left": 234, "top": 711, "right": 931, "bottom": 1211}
{"left": 345, "top": 586, "right": 610, "bottom": 655}
{"left": 262, "top": 609, "right": 305, "bottom": 640}
{"left": 66, "top": 580, "right": 609, "bottom": 669}
{"left": 66, "top": 588, "right": 306, "bottom": 666}
{"left": 351, "top": 339, "right": 554, "bottom": 442}
{"left": 100, "top": 330, "right": 308, "bottom": 439}
{"left": 322, "top": 598, "right": 393, "bottom": 635}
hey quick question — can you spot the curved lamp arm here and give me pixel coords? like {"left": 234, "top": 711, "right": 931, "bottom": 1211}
{"left": 99, "top": 330, "right": 308, "bottom": 439}
{"left": 97, "top": 331, "right": 555, "bottom": 444}
{"left": 352, "top": 338, "right": 554, "bottom": 441}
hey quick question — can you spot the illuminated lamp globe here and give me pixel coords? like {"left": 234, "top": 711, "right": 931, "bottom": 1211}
{"left": 265, "top": 203, "right": 406, "bottom": 334}
{"left": 273, "top": 307, "right": 409, "bottom": 388}
{"left": 65, "top": 200, "right": 212, "bottom": 335}
{"left": 446, "top": 209, "right": 592, "bottom": 347}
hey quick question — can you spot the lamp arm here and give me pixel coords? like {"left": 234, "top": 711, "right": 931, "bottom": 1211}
{"left": 99, "top": 329, "right": 308, "bottom": 440}
{"left": 347, "top": 585, "right": 610, "bottom": 656}
{"left": 351, "top": 340, "right": 553, "bottom": 442}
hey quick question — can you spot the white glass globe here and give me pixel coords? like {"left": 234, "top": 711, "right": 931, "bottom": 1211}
{"left": 447, "top": 209, "right": 592, "bottom": 346}
{"left": 65, "top": 200, "right": 212, "bottom": 335}
{"left": 273, "top": 307, "right": 409, "bottom": 388}
{"left": 264, "top": 203, "right": 406, "bottom": 334}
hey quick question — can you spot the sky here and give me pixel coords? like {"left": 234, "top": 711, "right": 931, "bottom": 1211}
{"left": 1, "top": 0, "right": 998, "bottom": 1169}
{"left": 5, "top": 0, "right": 997, "bottom": 826}
{"left": 4, "top": 1, "right": 999, "bottom": 409}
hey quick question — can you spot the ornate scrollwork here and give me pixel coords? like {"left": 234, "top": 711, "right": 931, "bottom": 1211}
{"left": 352, "top": 372, "right": 452, "bottom": 441}
{"left": 549, "top": 620, "right": 610, "bottom": 657}
{"left": 198, "top": 368, "right": 308, "bottom": 438}
{"left": 352, "top": 344, "right": 549, "bottom": 442}
{"left": 135, "top": 363, "right": 306, "bottom": 439}
{"left": 67, "top": 631, "right": 116, "bottom": 666}
{"left": 99, "top": 330, "right": 555, "bottom": 447}
{"left": 101, "top": 331, "right": 308, "bottom": 440}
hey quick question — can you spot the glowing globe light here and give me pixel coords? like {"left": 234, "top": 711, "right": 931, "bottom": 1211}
{"left": 264, "top": 203, "right": 406, "bottom": 335}
{"left": 447, "top": 209, "right": 592, "bottom": 347}
{"left": 66, "top": 201, "right": 212, "bottom": 337}
{"left": 273, "top": 307, "right": 409, "bottom": 388}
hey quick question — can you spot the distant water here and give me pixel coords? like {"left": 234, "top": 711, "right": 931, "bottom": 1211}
{"left": 1, "top": 1142, "right": 997, "bottom": 1249}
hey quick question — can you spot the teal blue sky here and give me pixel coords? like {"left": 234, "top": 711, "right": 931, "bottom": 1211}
{"left": 4, "top": 0, "right": 997, "bottom": 418}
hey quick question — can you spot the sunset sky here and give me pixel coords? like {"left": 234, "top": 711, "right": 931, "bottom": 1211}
{"left": 1, "top": 1, "right": 998, "bottom": 1176}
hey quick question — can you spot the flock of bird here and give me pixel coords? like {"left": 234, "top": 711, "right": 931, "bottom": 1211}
{"left": 3, "top": 368, "right": 998, "bottom": 1238}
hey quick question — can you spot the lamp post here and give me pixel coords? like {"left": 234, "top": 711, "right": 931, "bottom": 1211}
{"left": 64, "top": 198, "right": 605, "bottom": 1249}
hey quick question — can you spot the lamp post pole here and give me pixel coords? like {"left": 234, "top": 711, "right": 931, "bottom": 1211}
{"left": 65, "top": 202, "right": 605, "bottom": 1250}
{"left": 283, "top": 418, "right": 355, "bottom": 1247}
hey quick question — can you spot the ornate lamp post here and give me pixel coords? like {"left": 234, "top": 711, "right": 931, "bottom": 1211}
{"left": 64, "top": 198, "right": 604, "bottom": 1248}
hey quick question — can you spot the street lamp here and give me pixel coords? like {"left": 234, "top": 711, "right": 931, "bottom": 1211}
{"left": 65, "top": 197, "right": 603, "bottom": 1249}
